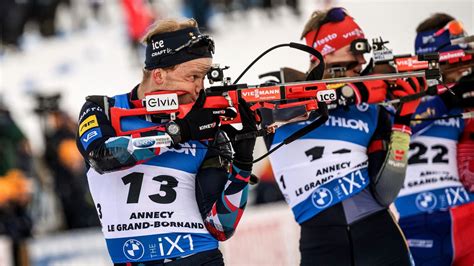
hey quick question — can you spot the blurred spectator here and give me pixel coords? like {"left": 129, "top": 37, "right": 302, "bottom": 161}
{"left": 0, "top": 0, "right": 67, "bottom": 51}
{"left": 184, "top": 0, "right": 212, "bottom": 32}
{"left": 210, "top": 0, "right": 252, "bottom": 20}
{"left": 34, "top": 93, "right": 99, "bottom": 230}
{"left": 89, "top": 0, "right": 105, "bottom": 21}
{"left": 32, "top": 0, "right": 62, "bottom": 37}
{"left": 0, "top": 99, "right": 34, "bottom": 266}
{"left": 262, "top": 0, "right": 301, "bottom": 18}
{"left": 121, "top": 0, "right": 155, "bottom": 62}
{"left": 0, "top": 0, "right": 31, "bottom": 50}
{"left": 254, "top": 160, "right": 284, "bottom": 205}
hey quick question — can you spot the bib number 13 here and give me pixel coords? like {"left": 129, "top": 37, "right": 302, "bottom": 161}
{"left": 122, "top": 172, "right": 178, "bottom": 204}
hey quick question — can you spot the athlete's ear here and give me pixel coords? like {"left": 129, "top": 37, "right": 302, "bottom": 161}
{"left": 152, "top": 68, "right": 165, "bottom": 85}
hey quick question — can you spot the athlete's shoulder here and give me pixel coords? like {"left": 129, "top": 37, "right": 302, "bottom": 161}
{"left": 77, "top": 95, "right": 118, "bottom": 152}
{"left": 79, "top": 95, "right": 117, "bottom": 120}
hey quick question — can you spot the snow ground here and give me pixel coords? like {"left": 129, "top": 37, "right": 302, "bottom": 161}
{"left": 0, "top": 0, "right": 473, "bottom": 152}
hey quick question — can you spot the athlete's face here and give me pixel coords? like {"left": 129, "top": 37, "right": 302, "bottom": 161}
{"left": 158, "top": 58, "right": 212, "bottom": 104}
{"left": 324, "top": 44, "right": 366, "bottom": 77}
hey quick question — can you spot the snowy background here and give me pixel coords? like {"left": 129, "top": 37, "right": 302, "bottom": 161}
{"left": 1, "top": 0, "right": 472, "bottom": 153}
{"left": 1, "top": 0, "right": 473, "bottom": 264}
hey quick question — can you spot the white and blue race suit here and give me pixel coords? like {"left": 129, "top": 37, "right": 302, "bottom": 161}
{"left": 268, "top": 104, "right": 379, "bottom": 224}
{"left": 395, "top": 98, "right": 474, "bottom": 218}
{"left": 86, "top": 93, "right": 218, "bottom": 263}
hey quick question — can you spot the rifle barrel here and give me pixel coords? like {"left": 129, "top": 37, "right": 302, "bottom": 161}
{"left": 271, "top": 71, "right": 427, "bottom": 87}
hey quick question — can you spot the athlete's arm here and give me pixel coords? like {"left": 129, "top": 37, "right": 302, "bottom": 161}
{"left": 367, "top": 107, "right": 412, "bottom": 207}
{"left": 349, "top": 78, "right": 455, "bottom": 135}
{"left": 369, "top": 77, "right": 426, "bottom": 207}
{"left": 196, "top": 102, "right": 256, "bottom": 241}
{"left": 367, "top": 108, "right": 391, "bottom": 178}
{"left": 195, "top": 147, "right": 251, "bottom": 241}
{"left": 196, "top": 132, "right": 251, "bottom": 241}
{"left": 76, "top": 100, "right": 167, "bottom": 173}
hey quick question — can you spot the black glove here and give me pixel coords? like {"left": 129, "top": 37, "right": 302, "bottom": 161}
{"left": 221, "top": 99, "right": 257, "bottom": 171}
{"left": 439, "top": 73, "right": 474, "bottom": 109}
{"left": 170, "top": 91, "right": 237, "bottom": 143}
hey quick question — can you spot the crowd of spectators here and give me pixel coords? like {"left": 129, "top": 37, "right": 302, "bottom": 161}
{"left": 0, "top": 2, "right": 296, "bottom": 265}
{"left": 1, "top": 0, "right": 301, "bottom": 52}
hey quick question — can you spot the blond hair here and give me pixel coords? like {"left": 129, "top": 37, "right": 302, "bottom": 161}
{"left": 141, "top": 18, "right": 198, "bottom": 82}
{"left": 301, "top": 10, "right": 330, "bottom": 40}
{"left": 301, "top": 8, "right": 350, "bottom": 40}
{"left": 141, "top": 18, "right": 198, "bottom": 44}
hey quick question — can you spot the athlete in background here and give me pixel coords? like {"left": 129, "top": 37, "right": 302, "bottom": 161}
{"left": 76, "top": 18, "right": 257, "bottom": 265}
{"left": 394, "top": 13, "right": 474, "bottom": 266}
{"left": 266, "top": 7, "right": 423, "bottom": 265}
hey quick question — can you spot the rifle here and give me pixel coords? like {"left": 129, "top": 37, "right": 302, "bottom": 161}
{"left": 367, "top": 36, "right": 473, "bottom": 82}
{"left": 109, "top": 42, "right": 442, "bottom": 156}
{"left": 111, "top": 70, "right": 442, "bottom": 132}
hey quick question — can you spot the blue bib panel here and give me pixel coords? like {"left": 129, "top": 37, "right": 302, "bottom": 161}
{"left": 269, "top": 104, "right": 379, "bottom": 223}
{"left": 395, "top": 101, "right": 473, "bottom": 218}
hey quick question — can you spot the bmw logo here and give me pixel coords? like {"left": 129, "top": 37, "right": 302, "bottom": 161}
{"left": 415, "top": 192, "right": 437, "bottom": 212}
{"left": 123, "top": 239, "right": 145, "bottom": 261}
{"left": 311, "top": 187, "right": 333, "bottom": 209}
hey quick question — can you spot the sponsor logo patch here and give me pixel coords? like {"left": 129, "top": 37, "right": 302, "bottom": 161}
{"left": 80, "top": 128, "right": 102, "bottom": 150}
{"left": 132, "top": 138, "right": 156, "bottom": 149}
{"left": 395, "top": 56, "right": 428, "bottom": 72}
{"left": 199, "top": 122, "right": 217, "bottom": 130}
{"left": 415, "top": 192, "right": 437, "bottom": 211}
{"left": 79, "top": 115, "right": 99, "bottom": 136}
{"left": 79, "top": 106, "right": 103, "bottom": 121}
{"left": 145, "top": 93, "right": 179, "bottom": 112}
{"left": 325, "top": 116, "right": 369, "bottom": 133}
{"left": 123, "top": 239, "right": 145, "bottom": 261}
{"left": 439, "top": 50, "right": 465, "bottom": 62}
{"left": 311, "top": 187, "right": 333, "bottom": 208}
{"left": 321, "top": 44, "right": 335, "bottom": 55}
{"left": 317, "top": 89, "right": 337, "bottom": 102}
{"left": 313, "top": 33, "right": 338, "bottom": 48}
{"left": 241, "top": 87, "right": 281, "bottom": 102}
{"left": 408, "top": 239, "right": 434, "bottom": 248}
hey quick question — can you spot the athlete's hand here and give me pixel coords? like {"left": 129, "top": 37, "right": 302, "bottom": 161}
{"left": 345, "top": 79, "right": 388, "bottom": 104}
{"left": 221, "top": 99, "right": 257, "bottom": 171}
{"left": 172, "top": 91, "right": 237, "bottom": 143}
{"left": 440, "top": 75, "right": 474, "bottom": 109}
{"left": 391, "top": 77, "right": 427, "bottom": 126}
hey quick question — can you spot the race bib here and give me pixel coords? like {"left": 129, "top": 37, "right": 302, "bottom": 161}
{"left": 396, "top": 136, "right": 474, "bottom": 217}
{"left": 270, "top": 139, "right": 370, "bottom": 223}
{"left": 87, "top": 164, "right": 217, "bottom": 262}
